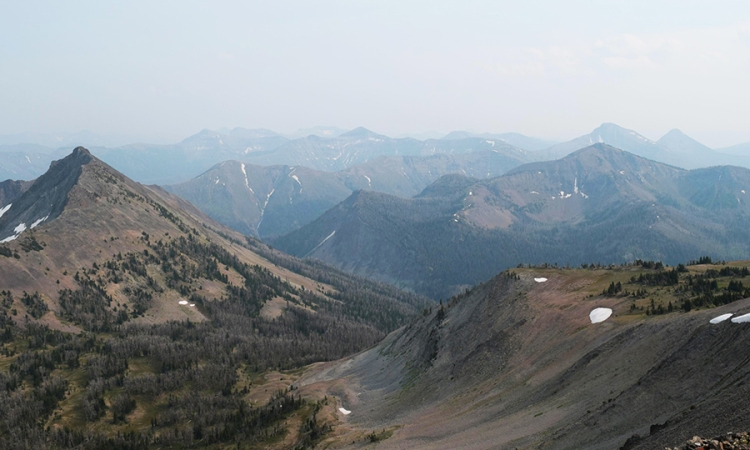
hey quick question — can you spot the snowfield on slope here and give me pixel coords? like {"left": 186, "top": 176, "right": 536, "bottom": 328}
{"left": 589, "top": 307, "right": 613, "bottom": 324}
{"left": 710, "top": 313, "right": 733, "bottom": 324}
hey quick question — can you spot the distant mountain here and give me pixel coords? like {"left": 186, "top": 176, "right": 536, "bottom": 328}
{"left": 0, "top": 146, "right": 59, "bottom": 180}
{"left": 0, "top": 130, "right": 144, "bottom": 148}
{"left": 89, "top": 128, "right": 290, "bottom": 184}
{"left": 442, "top": 131, "right": 557, "bottom": 151}
{"left": 537, "top": 123, "right": 750, "bottom": 170}
{"left": 285, "top": 125, "right": 349, "bottom": 139}
{"left": 241, "top": 128, "right": 529, "bottom": 172}
{"left": 273, "top": 144, "right": 750, "bottom": 298}
{"left": 718, "top": 142, "right": 750, "bottom": 157}
{"left": 167, "top": 148, "right": 529, "bottom": 238}
{"left": 537, "top": 123, "right": 662, "bottom": 161}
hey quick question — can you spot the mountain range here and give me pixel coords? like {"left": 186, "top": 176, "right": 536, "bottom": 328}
{"left": 2, "top": 146, "right": 750, "bottom": 448}
{"left": 272, "top": 144, "right": 750, "bottom": 298}
{"left": 165, "top": 147, "right": 529, "bottom": 238}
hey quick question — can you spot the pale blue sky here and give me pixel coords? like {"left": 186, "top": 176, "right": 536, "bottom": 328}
{"left": 1, "top": 1, "right": 749, "bottom": 146}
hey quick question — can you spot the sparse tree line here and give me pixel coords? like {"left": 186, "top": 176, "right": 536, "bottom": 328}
{"left": 0, "top": 222, "right": 430, "bottom": 447}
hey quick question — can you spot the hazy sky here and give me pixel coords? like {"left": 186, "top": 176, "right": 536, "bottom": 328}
{"left": 1, "top": 1, "right": 749, "bottom": 146}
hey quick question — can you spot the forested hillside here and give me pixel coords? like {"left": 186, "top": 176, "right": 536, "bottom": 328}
{"left": 0, "top": 148, "right": 430, "bottom": 448}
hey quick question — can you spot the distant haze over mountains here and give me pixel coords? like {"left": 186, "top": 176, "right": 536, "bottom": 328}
{"left": 273, "top": 144, "right": 750, "bottom": 298}
{"left": 166, "top": 147, "right": 528, "bottom": 238}
{"left": 2, "top": 124, "right": 750, "bottom": 185}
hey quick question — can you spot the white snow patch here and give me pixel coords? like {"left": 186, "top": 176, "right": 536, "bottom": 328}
{"left": 189, "top": 304, "right": 195, "bottom": 307}
{"left": 178, "top": 300, "right": 189, "bottom": 305}
{"left": 574, "top": 177, "right": 578, "bottom": 194}
{"left": 30, "top": 216, "right": 48, "bottom": 229}
{"left": 25, "top": 155, "right": 31, "bottom": 164}
{"left": 485, "top": 140, "right": 495, "bottom": 147}
{"left": 339, "top": 407, "right": 351, "bottom": 415}
{"left": 731, "top": 313, "right": 750, "bottom": 323}
{"left": 710, "top": 313, "right": 733, "bottom": 324}
{"left": 590, "top": 307, "right": 613, "bottom": 324}
{"left": 0, "top": 235, "right": 18, "bottom": 243}
{"left": 742, "top": 190, "right": 746, "bottom": 194}
{"left": 619, "top": 171, "right": 625, "bottom": 175}
{"left": 363, "top": 175, "right": 371, "bottom": 188}
{"left": 240, "top": 163, "right": 254, "bottom": 194}
{"left": 534, "top": 277, "right": 547, "bottom": 283}
{"left": 215, "top": 179, "right": 220, "bottom": 185}
{"left": 0, "top": 203, "right": 11, "bottom": 219}
{"left": 469, "top": 191, "right": 473, "bottom": 196}
{"left": 14, "top": 223, "right": 26, "bottom": 234}
{"left": 597, "top": 135, "right": 603, "bottom": 143}
{"left": 530, "top": 191, "right": 539, "bottom": 195}
{"left": 305, "top": 230, "right": 336, "bottom": 257}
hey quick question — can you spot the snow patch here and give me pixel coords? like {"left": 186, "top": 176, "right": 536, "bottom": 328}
{"left": 619, "top": 171, "right": 625, "bottom": 175}
{"left": 178, "top": 300, "right": 189, "bottom": 305}
{"left": 710, "top": 313, "right": 733, "bottom": 324}
{"left": 189, "top": 304, "right": 195, "bottom": 307}
{"left": 574, "top": 177, "right": 578, "bottom": 194}
{"left": 363, "top": 175, "right": 371, "bottom": 188}
{"left": 530, "top": 191, "right": 539, "bottom": 195}
{"left": 241, "top": 163, "right": 254, "bottom": 194}
{"left": 30, "top": 216, "right": 48, "bottom": 229}
{"left": 589, "top": 307, "right": 613, "bottom": 324}
{"left": 731, "top": 313, "right": 750, "bottom": 323}
{"left": 0, "top": 235, "right": 18, "bottom": 243}
{"left": 0, "top": 203, "right": 11, "bottom": 219}
{"left": 534, "top": 277, "right": 547, "bottom": 283}
{"left": 339, "top": 407, "right": 351, "bottom": 415}
{"left": 305, "top": 230, "right": 336, "bottom": 257}
{"left": 14, "top": 223, "right": 26, "bottom": 234}
{"left": 742, "top": 190, "right": 746, "bottom": 194}
{"left": 485, "top": 140, "right": 495, "bottom": 147}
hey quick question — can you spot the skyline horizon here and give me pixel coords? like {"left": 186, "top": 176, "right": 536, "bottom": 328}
{"left": 1, "top": 121, "right": 750, "bottom": 150}
{"left": 2, "top": 1, "right": 749, "bottom": 148}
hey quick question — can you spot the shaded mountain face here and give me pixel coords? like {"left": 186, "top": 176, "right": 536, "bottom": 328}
{"left": 166, "top": 149, "right": 529, "bottom": 238}
{"left": 537, "top": 124, "right": 750, "bottom": 170}
{"left": 0, "top": 147, "right": 430, "bottom": 448}
{"left": 0, "top": 179, "right": 33, "bottom": 209}
{"left": 297, "top": 264, "right": 750, "bottom": 449}
{"left": 273, "top": 144, "right": 750, "bottom": 298}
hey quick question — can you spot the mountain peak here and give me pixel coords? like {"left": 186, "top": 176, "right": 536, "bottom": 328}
{"left": 441, "top": 130, "right": 475, "bottom": 140}
{"left": 71, "top": 146, "right": 92, "bottom": 157}
{"left": 657, "top": 128, "right": 711, "bottom": 154}
{"left": 340, "top": 127, "right": 379, "bottom": 138}
{"left": 0, "top": 147, "right": 99, "bottom": 241}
